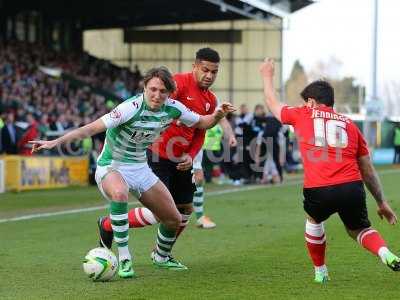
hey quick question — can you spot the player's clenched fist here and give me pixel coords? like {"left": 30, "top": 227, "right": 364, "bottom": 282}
{"left": 259, "top": 57, "right": 275, "bottom": 78}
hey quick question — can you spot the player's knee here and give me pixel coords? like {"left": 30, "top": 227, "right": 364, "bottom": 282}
{"left": 196, "top": 178, "right": 204, "bottom": 186}
{"left": 110, "top": 189, "right": 128, "bottom": 201}
{"left": 178, "top": 204, "right": 193, "bottom": 215}
{"left": 345, "top": 227, "right": 360, "bottom": 240}
{"left": 164, "top": 213, "right": 181, "bottom": 230}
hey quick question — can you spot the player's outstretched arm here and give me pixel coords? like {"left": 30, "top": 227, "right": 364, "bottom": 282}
{"left": 29, "top": 118, "right": 106, "bottom": 153}
{"left": 195, "top": 102, "right": 236, "bottom": 129}
{"left": 259, "top": 58, "right": 285, "bottom": 122}
{"left": 358, "top": 155, "right": 398, "bottom": 225}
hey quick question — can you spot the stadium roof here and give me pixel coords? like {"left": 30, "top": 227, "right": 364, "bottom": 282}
{"left": 2, "top": 0, "right": 313, "bottom": 29}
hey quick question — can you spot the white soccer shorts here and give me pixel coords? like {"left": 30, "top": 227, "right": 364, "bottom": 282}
{"left": 95, "top": 163, "right": 159, "bottom": 200}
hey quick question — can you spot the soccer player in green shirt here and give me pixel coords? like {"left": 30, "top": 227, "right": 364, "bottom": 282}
{"left": 30, "top": 66, "right": 235, "bottom": 278}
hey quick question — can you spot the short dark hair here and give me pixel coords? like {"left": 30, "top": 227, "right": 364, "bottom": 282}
{"left": 195, "top": 47, "right": 220, "bottom": 63}
{"left": 143, "top": 66, "right": 176, "bottom": 93}
{"left": 300, "top": 80, "right": 334, "bottom": 107}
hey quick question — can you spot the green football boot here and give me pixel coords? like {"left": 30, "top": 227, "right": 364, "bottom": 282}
{"left": 384, "top": 252, "right": 400, "bottom": 271}
{"left": 118, "top": 259, "right": 135, "bottom": 278}
{"left": 314, "top": 270, "right": 329, "bottom": 284}
{"left": 151, "top": 251, "right": 188, "bottom": 270}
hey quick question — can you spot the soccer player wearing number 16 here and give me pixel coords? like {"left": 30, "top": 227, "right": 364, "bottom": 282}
{"left": 260, "top": 58, "right": 400, "bottom": 283}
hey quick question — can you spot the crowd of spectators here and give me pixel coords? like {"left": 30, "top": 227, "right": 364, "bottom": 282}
{"left": 0, "top": 40, "right": 143, "bottom": 156}
{"left": 0, "top": 41, "right": 299, "bottom": 186}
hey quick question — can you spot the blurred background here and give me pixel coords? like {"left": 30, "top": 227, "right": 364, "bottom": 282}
{"left": 1, "top": 0, "right": 399, "bottom": 193}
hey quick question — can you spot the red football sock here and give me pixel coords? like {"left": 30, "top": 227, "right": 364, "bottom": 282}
{"left": 103, "top": 216, "right": 112, "bottom": 232}
{"left": 357, "top": 228, "right": 386, "bottom": 255}
{"left": 101, "top": 207, "right": 157, "bottom": 232}
{"left": 128, "top": 207, "right": 158, "bottom": 228}
{"left": 305, "top": 220, "right": 326, "bottom": 267}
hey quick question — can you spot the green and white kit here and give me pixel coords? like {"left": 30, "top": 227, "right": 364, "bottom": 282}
{"left": 95, "top": 93, "right": 200, "bottom": 197}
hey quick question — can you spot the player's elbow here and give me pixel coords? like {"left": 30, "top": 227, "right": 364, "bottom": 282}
{"left": 357, "top": 155, "right": 374, "bottom": 179}
{"left": 196, "top": 117, "right": 214, "bottom": 130}
{"left": 164, "top": 214, "right": 182, "bottom": 231}
{"left": 194, "top": 120, "right": 205, "bottom": 129}
{"left": 357, "top": 155, "right": 372, "bottom": 170}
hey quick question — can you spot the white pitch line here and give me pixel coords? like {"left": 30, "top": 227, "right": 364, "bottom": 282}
{"left": 0, "top": 168, "right": 399, "bottom": 224}
{"left": 0, "top": 181, "right": 301, "bottom": 224}
{"left": 0, "top": 203, "right": 137, "bottom": 224}
{"left": 0, "top": 205, "right": 111, "bottom": 223}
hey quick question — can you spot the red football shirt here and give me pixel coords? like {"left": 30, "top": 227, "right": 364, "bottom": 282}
{"left": 281, "top": 105, "right": 369, "bottom": 188}
{"left": 149, "top": 72, "right": 218, "bottom": 161}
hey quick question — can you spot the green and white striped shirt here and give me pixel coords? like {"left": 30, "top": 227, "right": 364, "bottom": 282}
{"left": 97, "top": 94, "right": 200, "bottom": 167}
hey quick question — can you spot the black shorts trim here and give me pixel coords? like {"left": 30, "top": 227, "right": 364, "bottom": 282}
{"left": 147, "top": 149, "right": 196, "bottom": 205}
{"left": 303, "top": 180, "right": 371, "bottom": 230}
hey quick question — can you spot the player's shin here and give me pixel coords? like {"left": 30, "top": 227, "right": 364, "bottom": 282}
{"left": 154, "top": 223, "right": 177, "bottom": 262}
{"left": 357, "top": 228, "right": 386, "bottom": 256}
{"left": 176, "top": 211, "right": 191, "bottom": 238}
{"left": 193, "top": 183, "right": 205, "bottom": 220}
{"left": 357, "top": 228, "right": 400, "bottom": 270}
{"left": 152, "top": 223, "right": 188, "bottom": 270}
{"left": 110, "top": 201, "right": 131, "bottom": 262}
{"left": 128, "top": 207, "right": 158, "bottom": 228}
{"left": 101, "top": 207, "right": 158, "bottom": 233}
{"left": 305, "top": 220, "right": 328, "bottom": 280}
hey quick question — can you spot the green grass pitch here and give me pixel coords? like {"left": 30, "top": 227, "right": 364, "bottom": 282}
{"left": 1, "top": 167, "right": 400, "bottom": 299}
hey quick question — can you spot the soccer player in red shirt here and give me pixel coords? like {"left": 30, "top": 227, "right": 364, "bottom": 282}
{"left": 97, "top": 48, "right": 236, "bottom": 269}
{"left": 260, "top": 58, "right": 400, "bottom": 283}
{"left": 147, "top": 47, "right": 236, "bottom": 238}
